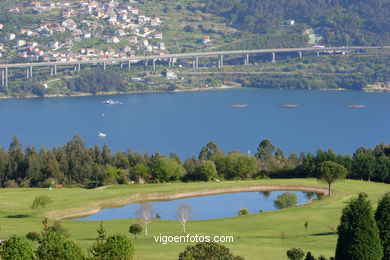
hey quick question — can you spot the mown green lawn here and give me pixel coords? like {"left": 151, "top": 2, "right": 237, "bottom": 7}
{"left": 0, "top": 179, "right": 388, "bottom": 259}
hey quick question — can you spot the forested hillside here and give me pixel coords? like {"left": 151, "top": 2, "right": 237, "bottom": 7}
{"left": 202, "top": 0, "right": 390, "bottom": 46}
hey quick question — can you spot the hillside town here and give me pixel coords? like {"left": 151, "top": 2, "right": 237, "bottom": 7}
{"left": 0, "top": 0, "right": 167, "bottom": 63}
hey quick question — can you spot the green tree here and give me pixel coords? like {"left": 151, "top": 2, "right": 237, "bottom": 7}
{"left": 62, "top": 240, "right": 84, "bottom": 260}
{"left": 1, "top": 235, "right": 35, "bottom": 260}
{"left": 305, "top": 252, "right": 316, "bottom": 260}
{"left": 129, "top": 224, "right": 142, "bottom": 239}
{"left": 49, "top": 220, "right": 70, "bottom": 238}
{"left": 25, "top": 146, "right": 42, "bottom": 186}
{"left": 194, "top": 160, "right": 218, "bottom": 181}
{"left": 275, "top": 148, "right": 285, "bottom": 159}
{"left": 31, "top": 195, "right": 53, "bottom": 212}
{"left": 90, "top": 222, "right": 107, "bottom": 259}
{"left": 286, "top": 248, "right": 305, "bottom": 260}
{"left": 131, "top": 163, "right": 150, "bottom": 182}
{"left": 7, "top": 135, "right": 26, "bottom": 183}
{"left": 317, "top": 161, "right": 348, "bottom": 196}
{"left": 37, "top": 229, "right": 84, "bottom": 260}
{"left": 335, "top": 193, "right": 383, "bottom": 260}
{"left": 375, "top": 192, "right": 390, "bottom": 260}
{"left": 178, "top": 242, "right": 244, "bottom": 260}
{"left": 0, "top": 147, "right": 9, "bottom": 187}
{"left": 198, "top": 141, "right": 220, "bottom": 160}
{"left": 26, "top": 231, "right": 40, "bottom": 242}
{"left": 375, "top": 156, "right": 389, "bottom": 183}
{"left": 304, "top": 221, "right": 309, "bottom": 234}
{"left": 152, "top": 157, "right": 184, "bottom": 182}
{"left": 256, "top": 139, "right": 275, "bottom": 161}
{"left": 101, "top": 234, "right": 135, "bottom": 260}
{"left": 352, "top": 147, "right": 376, "bottom": 181}
{"left": 274, "top": 192, "right": 297, "bottom": 209}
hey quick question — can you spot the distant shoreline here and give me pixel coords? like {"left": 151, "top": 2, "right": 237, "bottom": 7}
{"left": 0, "top": 84, "right": 388, "bottom": 100}
{"left": 0, "top": 85, "right": 237, "bottom": 100}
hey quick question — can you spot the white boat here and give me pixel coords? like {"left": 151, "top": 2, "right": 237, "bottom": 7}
{"left": 98, "top": 133, "right": 106, "bottom": 137}
{"left": 102, "top": 99, "right": 123, "bottom": 105}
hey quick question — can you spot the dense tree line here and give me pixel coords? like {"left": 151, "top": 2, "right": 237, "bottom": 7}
{"left": 298, "top": 144, "right": 390, "bottom": 183}
{"left": 201, "top": 0, "right": 390, "bottom": 46}
{"left": 0, "top": 136, "right": 389, "bottom": 188}
{"left": 65, "top": 68, "right": 129, "bottom": 94}
{"left": 240, "top": 74, "right": 368, "bottom": 91}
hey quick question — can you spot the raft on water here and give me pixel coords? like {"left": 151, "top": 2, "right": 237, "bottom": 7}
{"left": 281, "top": 104, "right": 300, "bottom": 108}
{"left": 346, "top": 105, "right": 365, "bottom": 109}
{"left": 227, "top": 104, "right": 248, "bottom": 108}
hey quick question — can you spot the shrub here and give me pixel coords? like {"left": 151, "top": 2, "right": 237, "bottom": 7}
{"left": 286, "top": 248, "right": 305, "bottom": 260}
{"left": 178, "top": 242, "right": 244, "bottom": 260}
{"left": 26, "top": 231, "right": 40, "bottom": 241}
{"left": 1, "top": 235, "right": 35, "bottom": 260}
{"left": 129, "top": 224, "right": 142, "bottom": 238}
{"left": 238, "top": 208, "right": 249, "bottom": 216}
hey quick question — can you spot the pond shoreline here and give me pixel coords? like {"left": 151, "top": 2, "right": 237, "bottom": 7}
{"left": 49, "top": 184, "right": 329, "bottom": 220}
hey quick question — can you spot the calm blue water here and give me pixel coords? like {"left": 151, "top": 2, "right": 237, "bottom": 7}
{"left": 75, "top": 191, "right": 315, "bottom": 221}
{"left": 0, "top": 88, "right": 389, "bottom": 158}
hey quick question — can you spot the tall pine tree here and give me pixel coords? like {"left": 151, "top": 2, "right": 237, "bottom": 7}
{"left": 335, "top": 193, "right": 383, "bottom": 260}
{"left": 375, "top": 192, "right": 390, "bottom": 260}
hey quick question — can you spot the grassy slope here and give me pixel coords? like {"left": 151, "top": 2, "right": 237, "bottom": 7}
{"left": 0, "top": 179, "right": 388, "bottom": 259}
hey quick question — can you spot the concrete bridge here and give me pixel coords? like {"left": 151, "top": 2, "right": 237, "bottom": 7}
{"left": 0, "top": 46, "right": 388, "bottom": 88}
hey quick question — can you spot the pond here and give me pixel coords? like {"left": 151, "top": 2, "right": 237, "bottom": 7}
{"left": 74, "top": 191, "right": 317, "bottom": 221}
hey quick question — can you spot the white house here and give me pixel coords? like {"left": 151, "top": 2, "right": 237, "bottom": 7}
{"left": 154, "top": 32, "right": 163, "bottom": 39}
{"left": 166, "top": 69, "right": 177, "bottom": 80}
{"left": 141, "top": 39, "right": 149, "bottom": 46}
{"left": 130, "top": 36, "right": 138, "bottom": 43}
{"left": 130, "top": 8, "right": 138, "bottom": 15}
{"left": 5, "top": 33, "right": 16, "bottom": 41}
{"left": 108, "top": 36, "right": 120, "bottom": 43}
{"left": 83, "top": 32, "right": 92, "bottom": 38}
{"left": 286, "top": 19, "right": 295, "bottom": 26}
{"left": 49, "top": 41, "right": 59, "bottom": 49}
{"left": 202, "top": 35, "right": 210, "bottom": 44}
{"left": 159, "top": 42, "right": 165, "bottom": 50}
{"left": 17, "top": 40, "right": 26, "bottom": 47}
{"left": 62, "top": 19, "right": 77, "bottom": 30}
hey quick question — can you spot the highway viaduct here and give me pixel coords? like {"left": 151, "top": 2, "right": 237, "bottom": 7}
{"left": 0, "top": 46, "right": 388, "bottom": 88}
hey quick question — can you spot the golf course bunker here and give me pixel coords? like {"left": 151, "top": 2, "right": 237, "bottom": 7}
{"left": 74, "top": 190, "right": 320, "bottom": 221}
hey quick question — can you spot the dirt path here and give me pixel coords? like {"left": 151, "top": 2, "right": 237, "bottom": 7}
{"left": 48, "top": 184, "right": 328, "bottom": 220}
